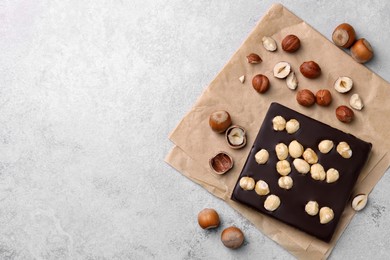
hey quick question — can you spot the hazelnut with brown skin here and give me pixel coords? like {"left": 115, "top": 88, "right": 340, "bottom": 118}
{"left": 300, "top": 61, "right": 321, "bottom": 79}
{"left": 296, "top": 89, "right": 315, "bottom": 107}
{"left": 198, "top": 208, "right": 220, "bottom": 229}
{"left": 252, "top": 74, "right": 270, "bottom": 94}
{"left": 332, "top": 23, "right": 356, "bottom": 48}
{"left": 282, "top": 35, "right": 301, "bottom": 52}
{"left": 209, "top": 111, "right": 232, "bottom": 133}
{"left": 316, "top": 89, "right": 332, "bottom": 106}
{"left": 246, "top": 53, "right": 262, "bottom": 64}
{"left": 351, "top": 38, "right": 374, "bottom": 63}
{"left": 336, "top": 106, "right": 354, "bottom": 123}
{"left": 221, "top": 226, "right": 245, "bottom": 249}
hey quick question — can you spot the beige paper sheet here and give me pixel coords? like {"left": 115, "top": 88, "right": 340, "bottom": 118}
{"left": 165, "top": 3, "right": 390, "bottom": 259}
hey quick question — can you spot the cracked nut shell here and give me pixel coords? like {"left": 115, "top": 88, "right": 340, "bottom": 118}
{"left": 209, "top": 152, "right": 233, "bottom": 174}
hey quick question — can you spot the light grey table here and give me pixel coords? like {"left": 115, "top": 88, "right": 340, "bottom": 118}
{"left": 1, "top": 0, "right": 389, "bottom": 259}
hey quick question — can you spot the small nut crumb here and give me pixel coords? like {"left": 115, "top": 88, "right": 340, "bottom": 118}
{"left": 334, "top": 76, "right": 353, "bottom": 93}
{"left": 310, "top": 163, "right": 326, "bottom": 181}
{"left": 286, "top": 119, "right": 300, "bottom": 134}
{"left": 286, "top": 71, "right": 298, "bottom": 90}
{"left": 352, "top": 194, "right": 368, "bottom": 211}
{"left": 305, "top": 201, "right": 319, "bottom": 216}
{"left": 319, "top": 207, "right": 334, "bottom": 224}
{"left": 273, "top": 62, "right": 291, "bottom": 79}
{"left": 318, "top": 140, "right": 334, "bottom": 154}
{"left": 239, "top": 177, "right": 255, "bottom": 191}
{"left": 293, "top": 158, "right": 310, "bottom": 174}
{"left": 275, "top": 143, "right": 289, "bottom": 160}
{"left": 326, "top": 168, "right": 339, "bottom": 183}
{"left": 276, "top": 160, "right": 291, "bottom": 176}
{"left": 337, "top": 142, "right": 352, "bottom": 159}
{"left": 239, "top": 75, "right": 245, "bottom": 83}
{"left": 272, "top": 116, "right": 286, "bottom": 131}
{"left": 349, "top": 93, "right": 364, "bottom": 110}
{"left": 264, "top": 194, "right": 281, "bottom": 211}
{"left": 255, "top": 180, "right": 270, "bottom": 196}
{"left": 288, "top": 140, "right": 304, "bottom": 158}
{"left": 302, "top": 148, "right": 318, "bottom": 164}
{"left": 262, "top": 36, "right": 277, "bottom": 52}
{"left": 255, "top": 149, "right": 269, "bottom": 164}
{"left": 278, "top": 176, "right": 293, "bottom": 190}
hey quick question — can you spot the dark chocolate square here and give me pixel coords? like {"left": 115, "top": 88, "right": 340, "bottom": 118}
{"left": 231, "top": 102, "right": 372, "bottom": 241}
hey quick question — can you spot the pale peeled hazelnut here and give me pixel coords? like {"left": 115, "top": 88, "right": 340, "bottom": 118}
{"left": 239, "top": 176, "right": 255, "bottom": 191}
{"left": 286, "top": 119, "right": 300, "bottom": 134}
{"left": 332, "top": 23, "right": 356, "bottom": 48}
{"left": 262, "top": 36, "right": 277, "bottom": 52}
{"left": 246, "top": 53, "right": 262, "bottom": 64}
{"left": 351, "top": 38, "right": 373, "bottom": 63}
{"left": 239, "top": 75, "right": 245, "bottom": 83}
{"left": 276, "top": 160, "right": 291, "bottom": 176}
{"left": 286, "top": 71, "right": 298, "bottom": 90}
{"left": 255, "top": 149, "right": 269, "bottom": 164}
{"left": 275, "top": 143, "right": 289, "bottom": 160}
{"left": 337, "top": 142, "right": 352, "bottom": 159}
{"left": 319, "top": 207, "right": 334, "bottom": 224}
{"left": 334, "top": 76, "right": 353, "bottom": 93}
{"left": 198, "top": 208, "right": 220, "bottom": 229}
{"left": 288, "top": 140, "right": 304, "bottom": 158}
{"left": 255, "top": 180, "right": 270, "bottom": 196}
{"left": 318, "top": 140, "right": 334, "bottom": 154}
{"left": 305, "top": 201, "right": 319, "bottom": 216}
{"left": 264, "top": 194, "right": 281, "bottom": 211}
{"left": 272, "top": 116, "right": 286, "bottom": 131}
{"left": 273, "top": 62, "right": 291, "bottom": 79}
{"left": 278, "top": 176, "right": 293, "bottom": 190}
{"left": 302, "top": 148, "right": 318, "bottom": 164}
{"left": 352, "top": 194, "right": 368, "bottom": 211}
{"left": 350, "top": 93, "right": 364, "bottom": 110}
{"left": 326, "top": 168, "right": 339, "bottom": 183}
{"left": 293, "top": 158, "right": 310, "bottom": 174}
{"left": 310, "top": 163, "right": 326, "bottom": 181}
{"left": 221, "top": 226, "right": 244, "bottom": 249}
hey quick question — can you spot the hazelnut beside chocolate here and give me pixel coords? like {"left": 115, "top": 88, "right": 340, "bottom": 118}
{"left": 198, "top": 208, "right": 220, "bottom": 229}
{"left": 209, "top": 110, "right": 232, "bottom": 133}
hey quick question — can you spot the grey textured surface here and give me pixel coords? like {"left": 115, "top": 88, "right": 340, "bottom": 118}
{"left": 1, "top": 0, "right": 389, "bottom": 259}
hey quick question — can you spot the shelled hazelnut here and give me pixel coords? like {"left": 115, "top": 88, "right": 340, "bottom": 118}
{"left": 255, "top": 149, "right": 269, "bottom": 164}
{"left": 310, "top": 163, "right": 326, "bottom": 181}
{"left": 302, "top": 148, "right": 318, "bottom": 164}
{"left": 352, "top": 194, "right": 368, "bottom": 211}
{"left": 252, "top": 74, "right": 270, "bottom": 94}
{"left": 288, "top": 140, "right": 304, "bottom": 158}
{"left": 293, "top": 158, "right": 310, "bottom": 174}
{"left": 337, "top": 142, "right": 352, "bottom": 159}
{"left": 275, "top": 143, "right": 289, "bottom": 160}
{"left": 305, "top": 201, "right": 319, "bottom": 216}
{"left": 326, "top": 168, "right": 339, "bottom": 183}
{"left": 264, "top": 194, "right": 281, "bottom": 211}
{"left": 278, "top": 176, "right": 293, "bottom": 190}
{"left": 300, "top": 61, "right": 321, "bottom": 79}
{"left": 319, "top": 207, "right": 334, "bottom": 224}
{"left": 316, "top": 89, "right": 332, "bottom": 106}
{"left": 318, "top": 140, "right": 334, "bottom": 154}
{"left": 239, "top": 177, "right": 255, "bottom": 191}
{"left": 255, "top": 180, "right": 270, "bottom": 196}
{"left": 282, "top": 35, "right": 301, "bottom": 53}
{"left": 276, "top": 160, "right": 291, "bottom": 176}
{"left": 296, "top": 89, "right": 315, "bottom": 107}
{"left": 286, "top": 119, "right": 300, "bottom": 134}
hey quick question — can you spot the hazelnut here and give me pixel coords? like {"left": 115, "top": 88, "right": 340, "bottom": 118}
{"left": 255, "top": 149, "right": 269, "bottom": 164}
{"left": 239, "top": 176, "right": 255, "bottom": 191}
{"left": 336, "top": 105, "right": 354, "bottom": 123}
{"left": 296, "top": 89, "right": 315, "bottom": 107}
{"left": 285, "top": 119, "right": 300, "bottom": 134}
{"left": 305, "top": 201, "right": 319, "bottom": 216}
{"left": 300, "top": 61, "right": 321, "bottom": 79}
{"left": 332, "top": 23, "right": 356, "bottom": 48}
{"left": 262, "top": 36, "right": 277, "bottom": 52}
{"left": 272, "top": 115, "right": 286, "bottom": 131}
{"left": 252, "top": 74, "right": 270, "bottom": 94}
{"left": 293, "top": 158, "right": 310, "bottom": 174}
{"left": 319, "top": 207, "right": 334, "bottom": 224}
{"left": 286, "top": 71, "right": 298, "bottom": 90}
{"left": 310, "top": 163, "right": 326, "bottom": 181}
{"left": 302, "top": 148, "right": 318, "bottom": 164}
{"left": 209, "top": 152, "right": 233, "bottom": 175}
{"left": 337, "top": 142, "right": 352, "bottom": 159}
{"left": 334, "top": 76, "right": 353, "bottom": 93}
{"left": 315, "top": 89, "right": 332, "bottom": 106}
{"left": 275, "top": 143, "right": 289, "bottom": 160}
{"left": 198, "top": 208, "right": 220, "bottom": 229}
{"left": 352, "top": 194, "right": 368, "bottom": 211}
{"left": 318, "top": 140, "right": 334, "bottom": 154}
{"left": 278, "top": 176, "right": 293, "bottom": 190}
{"left": 350, "top": 94, "right": 364, "bottom": 110}
{"left": 273, "top": 61, "right": 291, "bottom": 79}
{"left": 282, "top": 34, "right": 301, "bottom": 53}
{"left": 221, "top": 226, "right": 244, "bottom": 249}
{"left": 209, "top": 110, "right": 232, "bottom": 133}
{"left": 288, "top": 140, "right": 304, "bottom": 158}
{"left": 351, "top": 38, "right": 373, "bottom": 63}
{"left": 276, "top": 160, "right": 291, "bottom": 176}
{"left": 255, "top": 180, "right": 270, "bottom": 196}
{"left": 226, "top": 126, "right": 246, "bottom": 149}
{"left": 246, "top": 53, "right": 262, "bottom": 64}
{"left": 239, "top": 75, "right": 245, "bottom": 83}
{"left": 264, "top": 194, "right": 281, "bottom": 211}
{"left": 326, "top": 168, "right": 339, "bottom": 183}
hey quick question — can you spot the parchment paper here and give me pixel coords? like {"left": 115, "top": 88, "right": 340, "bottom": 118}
{"left": 165, "top": 4, "right": 390, "bottom": 259}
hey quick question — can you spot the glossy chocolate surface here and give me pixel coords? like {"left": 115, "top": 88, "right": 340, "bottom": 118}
{"left": 231, "top": 102, "right": 372, "bottom": 241}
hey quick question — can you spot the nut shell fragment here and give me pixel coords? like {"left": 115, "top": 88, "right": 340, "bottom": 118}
{"left": 350, "top": 93, "right": 364, "bottom": 110}
{"left": 209, "top": 152, "right": 233, "bottom": 175}
{"left": 226, "top": 125, "right": 247, "bottom": 149}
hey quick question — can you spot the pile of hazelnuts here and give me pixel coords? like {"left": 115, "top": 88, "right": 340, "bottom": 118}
{"left": 198, "top": 208, "right": 245, "bottom": 249}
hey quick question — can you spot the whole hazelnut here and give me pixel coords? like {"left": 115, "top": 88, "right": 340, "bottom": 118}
{"left": 326, "top": 168, "right": 339, "bottom": 183}
{"left": 318, "top": 140, "right": 334, "bottom": 154}
{"left": 221, "top": 226, "right": 245, "bottom": 249}
{"left": 332, "top": 23, "right": 356, "bottom": 48}
{"left": 300, "top": 61, "right": 321, "bottom": 79}
{"left": 310, "top": 163, "right": 326, "bottom": 181}
{"left": 315, "top": 89, "right": 332, "bottom": 106}
{"left": 305, "top": 201, "right": 319, "bottom": 216}
{"left": 276, "top": 160, "right": 291, "bottom": 176}
{"left": 337, "top": 141, "right": 352, "bottom": 159}
{"left": 198, "top": 208, "right": 220, "bottom": 229}
{"left": 255, "top": 149, "right": 269, "bottom": 164}
{"left": 350, "top": 38, "right": 373, "bottom": 63}
{"left": 285, "top": 119, "right": 300, "bottom": 134}
{"left": 282, "top": 34, "right": 301, "bottom": 53}
{"left": 319, "top": 207, "right": 334, "bottom": 224}
{"left": 296, "top": 89, "right": 315, "bottom": 107}
{"left": 293, "top": 158, "right": 310, "bottom": 174}
{"left": 264, "top": 194, "right": 281, "bottom": 211}
{"left": 336, "top": 105, "right": 354, "bottom": 123}
{"left": 209, "top": 110, "right": 232, "bottom": 133}
{"left": 255, "top": 180, "right": 270, "bottom": 196}
{"left": 246, "top": 53, "right": 262, "bottom": 64}
{"left": 288, "top": 140, "right": 304, "bottom": 158}
{"left": 275, "top": 143, "right": 289, "bottom": 160}
{"left": 239, "top": 176, "right": 255, "bottom": 190}
{"left": 252, "top": 74, "right": 270, "bottom": 94}
{"left": 302, "top": 148, "right": 318, "bottom": 164}
{"left": 272, "top": 115, "right": 286, "bottom": 131}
